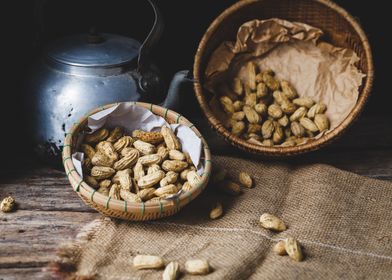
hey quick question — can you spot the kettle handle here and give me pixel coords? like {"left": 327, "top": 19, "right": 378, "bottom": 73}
{"left": 137, "top": 0, "right": 164, "bottom": 73}
{"left": 33, "top": 0, "right": 164, "bottom": 66}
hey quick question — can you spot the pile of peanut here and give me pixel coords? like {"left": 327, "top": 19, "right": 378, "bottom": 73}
{"left": 80, "top": 126, "right": 201, "bottom": 203}
{"left": 219, "top": 62, "right": 330, "bottom": 147}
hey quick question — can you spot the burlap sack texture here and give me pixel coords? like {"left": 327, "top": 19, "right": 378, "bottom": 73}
{"left": 51, "top": 156, "right": 392, "bottom": 280}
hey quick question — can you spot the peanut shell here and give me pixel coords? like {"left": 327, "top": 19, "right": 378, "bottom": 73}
{"left": 133, "top": 140, "right": 156, "bottom": 155}
{"left": 243, "top": 105, "right": 260, "bottom": 124}
{"left": 162, "top": 160, "right": 188, "bottom": 172}
{"left": 314, "top": 114, "right": 329, "bottom": 131}
{"left": 285, "top": 238, "right": 303, "bottom": 262}
{"left": 209, "top": 202, "right": 223, "bottom": 219}
{"left": 91, "top": 166, "right": 115, "bottom": 180}
{"left": 161, "top": 126, "right": 182, "bottom": 150}
{"left": 132, "top": 130, "right": 164, "bottom": 144}
{"left": 133, "top": 255, "right": 164, "bottom": 270}
{"left": 84, "top": 128, "right": 109, "bottom": 144}
{"left": 273, "top": 240, "right": 288, "bottom": 256}
{"left": 293, "top": 97, "right": 314, "bottom": 108}
{"left": 106, "top": 127, "right": 123, "bottom": 143}
{"left": 1, "top": 196, "right": 15, "bottom": 212}
{"left": 185, "top": 260, "right": 210, "bottom": 275}
{"left": 300, "top": 117, "right": 319, "bottom": 132}
{"left": 259, "top": 213, "right": 287, "bottom": 232}
{"left": 239, "top": 172, "right": 253, "bottom": 188}
{"left": 138, "top": 170, "right": 165, "bottom": 188}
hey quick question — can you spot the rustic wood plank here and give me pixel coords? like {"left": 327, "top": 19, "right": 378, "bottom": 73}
{"left": 0, "top": 170, "right": 93, "bottom": 212}
{"left": 0, "top": 210, "right": 98, "bottom": 269}
{"left": 0, "top": 268, "right": 49, "bottom": 280}
{"left": 0, "top": 267, "right": 50, "bottom": 280}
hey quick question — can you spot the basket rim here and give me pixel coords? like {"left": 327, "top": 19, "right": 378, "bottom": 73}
{"left": 193, "top": 0, "right": 374, "bottom": 156}
{"left": 62, "top": 101, "right": 212, "bottom": 215}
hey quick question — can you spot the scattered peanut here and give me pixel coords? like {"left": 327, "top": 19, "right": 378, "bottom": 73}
{"left": 239, "top": 172, "right": 253, "bottom": 188}
{"left": 273, "top": 241, "right": 287, "bottom": 256}
{"left": 259, "top": 213, "right": 287, "bottom": 232}
{"left": 185, "top": 259, "right": 210, "bottom": 275}
{"left": 1, "top": 196, "right": 15, "bottom": 213}
{"left": 285, "top": 237, "right": 303, "bottom": 262}
{"left": 133, "top": 255, "right": 164, "bottom": 270}
{"left": 163, "top": 261, "right": 180, "bottom": 280}
{"left": 209, "top": 202, "right": 223, "bottom": 219}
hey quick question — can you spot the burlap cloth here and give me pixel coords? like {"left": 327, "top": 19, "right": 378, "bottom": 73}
{"left": 53, "top": 156, "right": 392, "bottom": 279}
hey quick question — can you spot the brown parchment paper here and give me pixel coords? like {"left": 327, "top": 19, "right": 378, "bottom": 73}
{"left": 205, "top": 18, "right": 365, "bottom": 131}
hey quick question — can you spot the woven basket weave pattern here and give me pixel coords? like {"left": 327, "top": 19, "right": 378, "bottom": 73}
{"left": 193, "top": 0, "right": 374, "bottom": 156}
{"left": 63, "top": 102, "right": 212, "bottom": 221}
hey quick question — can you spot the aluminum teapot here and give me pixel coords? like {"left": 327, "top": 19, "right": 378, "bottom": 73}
{"left": 28, "top": 0, "right": 183, "bottom": 163}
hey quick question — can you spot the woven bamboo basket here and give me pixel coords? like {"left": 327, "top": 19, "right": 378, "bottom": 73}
{"left": 194, "top": 0, "right": 374, "bottom": 156}
{"left": 62, "top": 102, "right": 212, "bottom": 221}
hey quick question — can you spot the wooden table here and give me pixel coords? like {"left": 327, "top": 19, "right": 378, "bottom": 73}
{"left": 1, "top": 113, "right": 391, "bottom": 279}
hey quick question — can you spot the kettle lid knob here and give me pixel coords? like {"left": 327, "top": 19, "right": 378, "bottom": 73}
{"left": 87, "top": 27, "right": 105, "bottom": 44}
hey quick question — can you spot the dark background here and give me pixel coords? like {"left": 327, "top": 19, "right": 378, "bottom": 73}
{"left": 1, "top": 0, "right": 389, "bottom": 155}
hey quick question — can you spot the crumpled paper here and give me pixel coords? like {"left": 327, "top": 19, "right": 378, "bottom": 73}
{"left": 205, "top": 18, "right": 365, "bottom": 131}
{"left": 72, "top": 103, "right": 204, "bottom": 182}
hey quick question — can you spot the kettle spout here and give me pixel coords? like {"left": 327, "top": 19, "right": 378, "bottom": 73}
{"left": 162, "top": 70, "right": 191, "bottom": 111}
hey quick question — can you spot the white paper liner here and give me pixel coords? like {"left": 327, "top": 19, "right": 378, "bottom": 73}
{"left": 205, "top": 18, "right": 365, "bottom": 134}
{"left": 71, "top": 103, "right": 204, "bottom": 200}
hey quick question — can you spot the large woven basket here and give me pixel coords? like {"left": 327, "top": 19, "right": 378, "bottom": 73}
{"left": 194, "top": 0, "right": 374, "bottom": 156}
{"left": 62, "top": 102, "right": 212, "bottom": 221}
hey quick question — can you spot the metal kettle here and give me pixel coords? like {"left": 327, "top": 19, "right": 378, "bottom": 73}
{"left": 28, "top": 0, "right": 182, "bottom": 163}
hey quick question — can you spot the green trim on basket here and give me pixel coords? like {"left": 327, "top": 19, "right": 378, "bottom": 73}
{"left": 189, "top": 124, "right": 195, "bottom": 129}
{"left": 63, "top": 156, "right": 71, "bottom": 164}
{"left": 62, "top": 144, "right": 72, "bottom": 151}
{"left": 175, "top": 197, "right": 180, "bottom": 210}
{"left": 159, "top": 201, "right": 163, "bottom": 214}
{"left": 141, "top": 202, "right": 145, "bottom": 216}
{"left": 124, "top": 200, "right": 127, "bottom": 212}
{"left": 150, "top": 103, "right": 154, "bottom": 111}
{"left": 164, "top": 108, "right": 169, "bottom": 119}
{"left": 90, "top": 190, "right": 97, "bottom": 202}
{"left": 106, "top": 197, "right": 111, "bottom": 209}
{"left": 66, "top": 168, "right": 76, "bottom": 177}
{"left": 75, "top": 180, "right": 83, "bottom": 192}
{"left": 176, "top": 114, "right": 182, "bottom": 123}
{"left": 188, "top": 192, "right": 193, "bottom": 203}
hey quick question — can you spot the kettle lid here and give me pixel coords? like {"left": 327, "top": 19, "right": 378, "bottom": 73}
{"left": 46, "top": 33, "right": 141, "bottom": 67}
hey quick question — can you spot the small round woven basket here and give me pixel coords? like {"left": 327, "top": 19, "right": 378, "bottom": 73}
{"left": 62, "top": 102, "right": 212, "bottom": 221}
{"left": 194, "top": 0, "right": 374, "bottom": 156}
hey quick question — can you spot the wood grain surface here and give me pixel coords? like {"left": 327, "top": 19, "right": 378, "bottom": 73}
{"left": 0, "top": 115, "right": 391, "bottom": 279}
